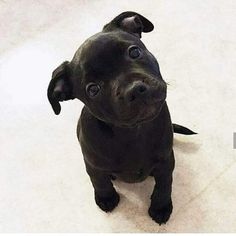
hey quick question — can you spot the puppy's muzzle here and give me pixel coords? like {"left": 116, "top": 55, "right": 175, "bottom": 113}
{"left": 123, "top": 81, "right": 166, "bottom": 104}
{"left": 125, "top": 81, "right": 148, "bottom": 102}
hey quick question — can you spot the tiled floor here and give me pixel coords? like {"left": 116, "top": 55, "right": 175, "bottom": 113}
{"left": 0, "top": 0, "right": 235, "bottom": 233}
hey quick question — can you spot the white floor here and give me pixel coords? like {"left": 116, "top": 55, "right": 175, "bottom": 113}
{"left": 0, "top": 0, "right": 236, "bottom": 233}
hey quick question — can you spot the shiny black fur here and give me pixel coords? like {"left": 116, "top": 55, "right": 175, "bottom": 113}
{"left": 47, "top": 12, "right": 195, "bottom": 225}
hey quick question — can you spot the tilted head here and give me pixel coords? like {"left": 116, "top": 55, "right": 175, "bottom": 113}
{"left": 48, "top": 11, "right": 167, "bottom": 127}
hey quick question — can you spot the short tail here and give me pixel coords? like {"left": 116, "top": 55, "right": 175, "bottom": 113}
{"left": 173, "top": 123, "right": 197, "bottom": 135}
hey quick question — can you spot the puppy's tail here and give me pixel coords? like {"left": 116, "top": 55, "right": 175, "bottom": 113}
{"left": 173, "top": 123, "right": 197, "bottom": 135}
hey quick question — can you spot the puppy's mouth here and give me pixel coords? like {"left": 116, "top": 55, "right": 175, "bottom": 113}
{"left": 118, "top": 99, "right": 165, "bottom": 127}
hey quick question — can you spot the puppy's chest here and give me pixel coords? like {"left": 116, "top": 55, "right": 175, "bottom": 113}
{"left": 80, "top": 116, "right": 169, "bottom": 172}
{"left": 91, "top": 130, "right": 160, "bottom": 168}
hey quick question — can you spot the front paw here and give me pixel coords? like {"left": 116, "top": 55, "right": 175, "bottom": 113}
{"left": 95, "top": 191, "right": 120, "bottom": 212}
{"left": 148, "top": 200, "right": 173, "bottom": 225}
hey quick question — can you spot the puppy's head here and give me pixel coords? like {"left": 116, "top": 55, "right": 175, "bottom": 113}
{"left": 48, "top": 12, "right": 167, "bottom": 127}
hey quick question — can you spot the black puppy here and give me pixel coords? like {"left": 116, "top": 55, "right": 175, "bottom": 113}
{"left": 47, "top": 12, "right": 195, "bottom": 225}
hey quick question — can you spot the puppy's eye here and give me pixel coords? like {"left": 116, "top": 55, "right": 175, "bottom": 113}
{"left": 128, "top": 45, "right": 141, "bottom": 59}
{"left": 86, "top": 83, "right": 101, "bottom": 97}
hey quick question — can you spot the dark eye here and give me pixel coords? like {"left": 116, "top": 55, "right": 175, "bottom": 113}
{"left": 86, "top": 83, "right": 101, "bottom": 97}
{"left": 128, "top": 45, "right": 142, "bottom": 59}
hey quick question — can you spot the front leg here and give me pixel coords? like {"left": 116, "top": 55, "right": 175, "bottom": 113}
{"left": 85, "top": 162, "right": 120, "bottom": 212}
{"left": 148, "top": 151, "right": 175, "bottom": 225}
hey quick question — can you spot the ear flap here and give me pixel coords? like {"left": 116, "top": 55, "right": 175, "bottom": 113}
{"left": 47, "top": 61, "right": 74, "bottom": 115}
{"left": 103, "top": 11, "right": 154, "bottom": 38}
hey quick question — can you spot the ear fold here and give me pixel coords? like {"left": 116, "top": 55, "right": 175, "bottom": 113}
{"left": 103, "top": 11, "right": 154, "bottom": 38}
{"left": 47, "top": 61, "right": 74, "bottom": 115}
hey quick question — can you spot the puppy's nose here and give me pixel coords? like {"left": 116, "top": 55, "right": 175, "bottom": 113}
{"left": 125, "top": 82, "right": 148, "bottom": 102}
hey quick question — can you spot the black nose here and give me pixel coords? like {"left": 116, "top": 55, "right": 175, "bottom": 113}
{"left": 125, "top": 82, "right": 148, "bottom": 102}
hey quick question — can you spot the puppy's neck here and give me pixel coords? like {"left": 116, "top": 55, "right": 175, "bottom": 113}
{"left": 98, "top": 119, "right": 144, "bottom": 139}
{"left": 83, "top": 106, "right": 145, "bottom": 138}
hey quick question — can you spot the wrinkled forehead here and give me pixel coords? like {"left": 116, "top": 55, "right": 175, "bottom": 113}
{"left": 79, "top": 32, "right": 144, "bottom": 78}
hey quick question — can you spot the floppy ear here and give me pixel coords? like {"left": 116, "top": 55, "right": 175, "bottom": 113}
{"left": 47, "top": 61, "right": 74, "bottom": 115}
{"left": 103, "top": 11, "right": 154, "bottom": 38}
